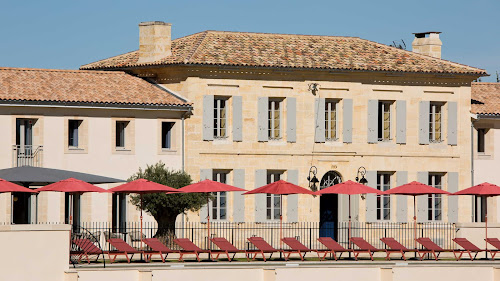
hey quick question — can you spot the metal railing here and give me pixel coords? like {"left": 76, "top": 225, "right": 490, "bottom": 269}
{"left": 12, "top": 145, "right": 43, "bottom": 167}
{"left": 76, "top": 221, "right": 456, "bottom": 252}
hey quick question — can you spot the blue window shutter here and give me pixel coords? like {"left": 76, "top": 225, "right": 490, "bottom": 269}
{"left": 314, "top": 98, "right": 326, "bottom": 143}
{"left": 343, "top": 99, "right": 353, "bottom": 143}
{"left": 199, "top": 169, "right": 212, "bottom": 222}
{"left": 396, "top": 171, "right": 408, "bottom": 222}
{"left": 232, "top": 96, "right": 243, "bottom": 142}
{"left": 417, "top": 171, "right": 429, "bottom": 222}
{"left": 419, "top": 101, "right": 430, "bottom": 145}
{"left": 255, "top": 169, "right": 267, "bottom": 222}
{"left": 367, "top": 100, "right": 378, "bottom": 143}
{"left": 448, "top": 172, "right": 459, "bottom": 223}
{"left": 287, "top": 170, "right": 299, "bottom": 222}
{"left": 447, "top": 102, "right": 458, "bottom": 146}
{"left": 365, "top": 171, "right": 377, "bottom": 222}
{"left": 396, "top": 100, "right": 407, "bottom": 144}
{"left": 203, "top": 95, "right": 214, "bottom": 141}
{"left": 233, "top": 169, "right": 245, "bottom": 222}
{"left": 257, "top": 97, "right": 268, "bottom": 142}
{"left": 286, "top": 98, "right": 297, "bottom": 143}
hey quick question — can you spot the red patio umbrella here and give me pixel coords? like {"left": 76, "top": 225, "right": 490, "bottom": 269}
{"left": 315, "top": 180, "right": 382, "bottom": 248}
{"left": 0, "top": 178, "right": 38, "bottom": 193}
{"left": 383, "top": 181, "right": 451, "bottom": 250}
{"left": 108, "top": 179, "right": 182, "bottom": 245}
{"left": 36, "top": 178, "right": 109, "bottom": 227}
{"left": 178, "top": 179, "right": 246, "bottom": 245}
{"left": 243, "top": 180, "right": 315, "bottom": 250}
{"left": 453, "top": 182, "right": 500, "bottom": 256}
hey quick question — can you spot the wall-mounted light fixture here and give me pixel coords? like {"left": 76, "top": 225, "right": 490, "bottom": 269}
{"left": 307, "top": 166, "right": 320, "bottom": 192}
{"left": 308, "top": 83, "right": 320, "bottom": 95}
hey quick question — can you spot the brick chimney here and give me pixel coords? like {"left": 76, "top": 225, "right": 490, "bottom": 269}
{"left": 412, "top": 32, "right": 442, "bottom": 59}
{"left": 138, "top": 21, "right": 172, "bottom": 64}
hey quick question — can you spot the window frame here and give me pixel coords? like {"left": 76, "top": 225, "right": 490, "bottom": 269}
{"left": 68, "top": 120, "right": 81, "bottom": 148}
{"left": 428, "top": 173, "right": 443, "bottom": 221}
{"left": 115, "top": 121, "right": 129, "bottom": 149}
{"left": 429, "top": 102, "right": 443, "bottom": 143}
{"left": 325, "top": 100, "right": 339, "bottom": 141}
{"left": 213, "top": 97, "right": 229, "bottom": 139}
{"left": 211, "top": 170, "right": 229, "bottom": 221}
{"left": 161, "top": 122, "right": 174, "bottom": 150}
{"left": 266, "top": 171, "right": 283, "bottom": 220}
{"left": 477, "top": 128, "right": 486, "bottom": 153}
{"left": 376, "top": 172, "right": 392, "bottom": 221}
{"left": 378, "top": 101, "right": 393, "bottom": 142}
{"left": 268, "top": 98, "right": 283, "bottom": 141}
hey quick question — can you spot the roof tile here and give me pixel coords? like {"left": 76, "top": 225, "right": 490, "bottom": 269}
{"left": 472, "top": 82, "right": 500, "bottom": 116}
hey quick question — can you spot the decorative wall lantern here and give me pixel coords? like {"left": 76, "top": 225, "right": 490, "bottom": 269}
{"left": 307, "top": 166, "right": 320, "bottom": 192}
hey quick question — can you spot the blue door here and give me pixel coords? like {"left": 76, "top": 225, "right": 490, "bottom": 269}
{"left": 319, "top": 171, "right": 342, "bottom": 239}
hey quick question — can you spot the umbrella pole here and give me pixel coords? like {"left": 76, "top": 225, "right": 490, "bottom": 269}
{"left": 348, "top": 194, "right": 352, "bottom": 250}
{"left": 280, "top": 194, "right": 283, "bottom": 252}
{"left": 140, "top": 193, "right": 144, "bottom": 246}
{"left": 414, "top": 196, "right": 417, "bottom": 252}
{"left": 207, "top": 194, "right": 210, "bottom": 250}
{"left": 486, "top": 196, "right": 488, "bottom": 259}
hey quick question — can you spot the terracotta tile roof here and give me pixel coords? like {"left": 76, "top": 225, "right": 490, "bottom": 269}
{"left": 81, "top": 30, "right": 486, "bottom": 75}
{"left": 0, "top": 67, "right": 190, "bottom": 107}
{"left": 472, "top": 82, "right": 500, "bottom": 116}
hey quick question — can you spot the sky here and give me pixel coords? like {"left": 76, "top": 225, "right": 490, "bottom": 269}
{"left": 1, "top": 0, "right": 498, "bottom": 81}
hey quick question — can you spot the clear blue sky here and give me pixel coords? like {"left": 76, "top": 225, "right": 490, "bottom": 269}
{"left": 1, "top": 0, "right": 498, "bottom": 81}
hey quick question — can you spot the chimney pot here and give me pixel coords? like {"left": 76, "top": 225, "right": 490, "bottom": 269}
{"left": 412, "top": 31, "right": 442, "bottom": 59}
{"left": 138, "top": 21, "right": 172, "bottom": 64}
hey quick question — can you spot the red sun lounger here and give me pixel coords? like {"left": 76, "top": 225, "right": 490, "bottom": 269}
{"left": 317, "top": 237, "right": 350, "bottom": 261}
{"left": 415, "top": 238, "right": 453, "bottom": 261}
{"left": 173, "top": 238, "right": 211, "bottom": 262}
{"left": 247, "top": 237, "right": 278, "bottom": 262}
{"left": 71, "top": 238, "right": 104, "bottom": 264}
{"left": 210, "top": 237, "right": 247, "bottom": 261}
{"left": 452, "top": 238, "right": 485, "bottom": 261}
{"left": 281, "top": 237, "right": 312, "bottom": 261}
{"left": 107, "top": 238, "right": 143, "bottom": 263}
{"left": 143, "top": 238, "right": 178, "bottom": 262}
{"left": 485, "top": 238, "right": 500, "bottom": 259}
{"left": 350, "top": 237, "right": 382, "bottom": 261}
{"left": 380, "top": 237, "right": 415, "bottom": 261}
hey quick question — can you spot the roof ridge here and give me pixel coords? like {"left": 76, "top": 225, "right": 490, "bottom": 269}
{"left": 79, "top": 50, "right": 138, "bottom": 69}
{"left": 184, "top": 31, "right": 210, "bottom": 62}
{"left": 1, "top": 66, "right": 125, "bottom": 75}
{"left": 200, "top": 29, "right": 360, "bottom": 39}
{"left": 355, "top": 37, "right": 487, "bottom": 73}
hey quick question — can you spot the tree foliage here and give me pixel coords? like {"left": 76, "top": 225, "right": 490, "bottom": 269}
{"left": 128, "top": 162, "right": 207, "bottom": 241}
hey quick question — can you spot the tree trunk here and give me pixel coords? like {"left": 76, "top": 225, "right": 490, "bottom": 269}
{"left": 153, "top": 213, "right": 178, "bottom": 246}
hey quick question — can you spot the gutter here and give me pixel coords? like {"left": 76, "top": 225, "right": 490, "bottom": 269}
{"left": 0, "top": 100, "right": 193, "bottom": 111}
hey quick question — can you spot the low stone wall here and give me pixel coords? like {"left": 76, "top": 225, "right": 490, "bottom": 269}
{"left": 67, "top": 263, "right": 500, "bottom": 281}
{"left": 0, "top": 224, "right": 71, "bottom": 281}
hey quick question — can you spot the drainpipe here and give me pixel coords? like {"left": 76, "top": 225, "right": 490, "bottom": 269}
{"left": 471, "top": 114, "right": 478, "bottom": 222}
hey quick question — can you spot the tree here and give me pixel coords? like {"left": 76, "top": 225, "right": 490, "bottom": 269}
{"left": 128, "top": 162, "right": 207, "bottom": 242}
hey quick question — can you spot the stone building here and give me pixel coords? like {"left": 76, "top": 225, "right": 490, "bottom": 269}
{"left": 471, "top": 82, "right": 500, "bottom": 223}
{"left": 0, "top": 67, "right": 191, "bottom": 225}
{"left": 81, "top": 22, "right": 487, "bottom": 237}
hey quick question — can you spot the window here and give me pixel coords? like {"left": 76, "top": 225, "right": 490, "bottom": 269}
{"left": 376, "top": 173, "right": 391, "bottom": 220}
{"left": 325, "top": 100, "right": 338, "bottom": 141}
{"left": 266, "top": 171, "right": 283, "bottom": 220}
{"left": 213, "top": 97, "right": 228, "bottom": 139}
{"left": 68, "top": 120, "right": 81, "bottom": 147}
{"left": 268, "top": 99, "right": 282, "bottom": 140}
{"left": 211, "top": 171, "right": 228, "bottom": 220}
{"left": 64, "top": 193, "right": 81, "bottom": 228}
{"left": 112, "top": 193, "right": 127, "bottom": 233}
{"left": 116, "top": 121, "right": 129, "bottom": 148}
{"left": 161, "top": 122, "right": 174, "bottom": 149}
{"left": 378, "top": 102, "right": 392, "bottom": 141}
{"left": 429, "top": 103, "right": 443, "bottom": 143}
{"left": 428, "top": 174, "right": 443, "bottom": 221}
{"left": 478, "top": 128, "right": 486, "bottom": 153}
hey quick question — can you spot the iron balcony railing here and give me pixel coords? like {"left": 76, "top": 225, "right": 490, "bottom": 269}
{"left": 12, "top": 145, "right": 43, "bottom": 167}
{"left": 76, "top": 221, "right": 456, "bottom": 252}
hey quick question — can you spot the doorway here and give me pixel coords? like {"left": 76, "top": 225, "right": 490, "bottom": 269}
{"left": 319, "top": 171, "right": 342, "bottom": 239}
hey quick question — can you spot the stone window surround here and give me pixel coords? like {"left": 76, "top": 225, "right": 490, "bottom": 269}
{"left": 158, "top": 118, "right": 180, "bottom": 155}
{"left": 111, "top": 117, "right": 135, "bottom": 154}
{"left": 64, "top": 116, "right": 88, "bottom": 154}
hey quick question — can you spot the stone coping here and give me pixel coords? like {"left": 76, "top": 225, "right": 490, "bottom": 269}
{"left": 0, "top": 224, "right": 71, "bottom": 232}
